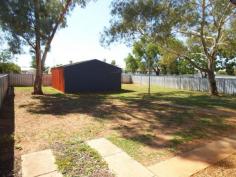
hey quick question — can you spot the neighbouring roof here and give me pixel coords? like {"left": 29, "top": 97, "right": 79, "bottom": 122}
{"left": 52, "top": 59, "right": 121, "bottom": 70}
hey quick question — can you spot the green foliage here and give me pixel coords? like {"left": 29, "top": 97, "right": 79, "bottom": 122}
{"left": 0, "top": 0, "right": 90, "bottom": 93}
{"left": 31, "top": 56, "right": 49, "bottom": 73}
{"left": 125, "top": 37, "right": 161, "bottom": 75}
{"left": 101, "top": 0, "right": 188, "bottom": 46}
{"left": 111, "top": 59, "right": 116, "bottom": 66}
{"left": 0, "top": 50, "right": 14, "bottom": 63}
{"left": 177, "top": 59, "right": 196, "bottom": 75}
{"left": 216, "top": 49, "right": 236, "bottom": 76}
{"left": 125, "top": 54, "right": 139, "bottom": 73}
{"left": 0, "top": 62, "right": 21, "bottom": 73}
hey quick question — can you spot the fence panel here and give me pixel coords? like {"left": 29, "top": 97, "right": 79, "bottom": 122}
{"left": 121, "top": 74, "right": 132, "bottom": 84}
{"left": 224, "top": 79, "right": 236, "bottom": 95}
{"left": 0, "top": 75, "right": 9, "bottom": 109}
{"left": 126, "top": 75, "right": 236, "bottom": 95}
{"left": 42, "top": 74, "right": 52, "bottom": 86}
{"left": 9, "top": 74, "right": 52, "bottom": 86}
{"left": 9, "top": 74, "right": 34, "bottom": 86}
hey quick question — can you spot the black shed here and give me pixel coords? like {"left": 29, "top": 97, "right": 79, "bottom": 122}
{"left": 51, "top": 59, "right": 122, "bottom": 93}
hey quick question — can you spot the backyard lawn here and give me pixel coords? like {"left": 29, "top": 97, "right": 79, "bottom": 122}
{"left": 1, "top": 84, "right": 236, "bottom": 176}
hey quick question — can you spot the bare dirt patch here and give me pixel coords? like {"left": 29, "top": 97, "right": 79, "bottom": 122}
{"left": 192, "top": 153, "right": 236, "bottom": 177}
{"left": 1, "top": 85, "right": 236, "bottom": 176}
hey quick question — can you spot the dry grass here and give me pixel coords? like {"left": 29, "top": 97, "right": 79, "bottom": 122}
{"left": 192, "top": 153, "right": 236, "bottom": 177}
{"left": 1, "top": 84, "right": 236, "bottom": 176}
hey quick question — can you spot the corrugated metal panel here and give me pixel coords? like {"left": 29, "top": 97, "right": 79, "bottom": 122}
{"left": 51, "top": 67, "right": 64, "bottom": 92}
{"left": 63, "top": 60, "right": 121, "bottom": 93}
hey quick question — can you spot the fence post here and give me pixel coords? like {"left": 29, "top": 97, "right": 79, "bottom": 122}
{"left": 164, "top": 76, "right": 166, "bottom": 88}
{"left": 223, "top": 78, "right": 226, "bottom": 94}
{"left": 179, "top": 76, "right": 182, "bottom": 90}
{"left": 32, "top": 74, "right": 34, "bottom": 86}
{"left": 198, "top": 77, "right": 201, "bottom": 91}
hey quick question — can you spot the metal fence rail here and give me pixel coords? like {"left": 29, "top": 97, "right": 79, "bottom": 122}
{"left": 130, "top": 75, "right": 236, "bottom": 95}
{"left": 9, "top": 74, "right": 52, "bottom": 86}
{"left": 0, "top": 75, "right": 9, "bottom": 109}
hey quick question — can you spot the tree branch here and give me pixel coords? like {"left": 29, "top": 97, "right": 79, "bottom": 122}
{"left": 163, "top": 45, "right": 208, "bottom": 72}
{"left": 200, "top": 0, "right": 210, "bottom": 59}
{"left": 41, "top": 0, "right": 72, "bottom": 67}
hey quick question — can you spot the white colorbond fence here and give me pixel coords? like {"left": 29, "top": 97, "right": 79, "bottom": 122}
{"left": 0, "top": 75, "right": 9, "bottom": 109}
{"left": 122, "top": 74, "right": 132, "bottom": 84}
{"left": 9, "top": 74, "right": 52, "bottom": 86}
{"left": 129, "top": 75, "right": 236, "bottom": 95}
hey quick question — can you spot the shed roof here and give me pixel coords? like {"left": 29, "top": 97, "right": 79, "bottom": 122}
{"left": 52, "top": 59, "right": 121, "bottom": 70}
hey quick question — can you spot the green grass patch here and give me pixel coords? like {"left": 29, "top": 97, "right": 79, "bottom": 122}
{"left": 170, "top": 128, "right": 206, "bottom": 149}
{"left": 53, "top": 137, "right": 113, "bottom": 177}
{"left": 107, "top": 134, "right": 164, "bottom": 164}
{"left": 15, "top": 86, "right": 60, "bottom": 94}
{"left": 119, "top": 84, "right": 236, "bottom": 109}
{"left": 108, "top": 135, "right": 142, "bottom": 158}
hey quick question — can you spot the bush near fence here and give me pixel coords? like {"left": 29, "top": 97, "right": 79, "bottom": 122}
{"left": 130, "top": 75, "right": 236, "bottom": 95}
{"left": 0, "top": 75, "right": 9, "bottom": 109}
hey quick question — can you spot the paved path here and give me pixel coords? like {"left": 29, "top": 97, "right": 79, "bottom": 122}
{"left": 87, "top": 138, "right": 155, "bottom": 177}
{"left": 148, "top": 137, "right": 236, "bottom": 177}
{"left": 21, "top": 149, "right": 62, "bottom": 177}
{"left": 22, "top": 137, "right": 236, "bottom": 177}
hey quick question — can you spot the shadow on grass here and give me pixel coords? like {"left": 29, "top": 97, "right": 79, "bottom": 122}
{"left": 0, "top": 87, "right": 15, "bottom": 176}
{"left": 20, "top": 86, "right": 236, "bottom": 164}
{"left": 116, "top": 90, "right": 236, "bottom": 110}
{"left": 19, "top": 89, "right": 135, "bottom": 118}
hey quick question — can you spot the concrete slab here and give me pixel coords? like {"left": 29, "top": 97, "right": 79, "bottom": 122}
{"left": 21, "top": 149, "right": 62, "bottom": 177}
{"left": 87, "top": 138, "right": 123, "bottom": 157}
{"left": 40, "top": 171, "right": 63, "bottom": 177}
{"left": 105, "top": 152, "right": 154, "bottom": 177}
{"left": 87, "top": 138, "right": 155, "bottom": 177}
{"left": 148, "top": 137, "right": 236, "bottom": 177}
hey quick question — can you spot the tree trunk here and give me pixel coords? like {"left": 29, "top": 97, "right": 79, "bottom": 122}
{"left": 33, "top": 55, "right": 43, "bottom": 95}
{"left": 207, "top": 70, "right": 218, "bottom": 96}
{"left": 33, "top": 0, "right": 43, "bottom": 95}
{"left": 153, "top": 67, "right": 160, "bottom": 76}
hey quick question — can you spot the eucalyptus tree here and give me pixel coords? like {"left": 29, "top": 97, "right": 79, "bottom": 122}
{"left": 125, "top": 54, "right": 139, "bottom": 73}
{"left": 102, "top": 0, "right": 236, "bottom": 95}
{"left": 0, "top": 0, "right": 89, "bottom": 94}
{"left": 132, "top": 38, "right": 160, "bottom": 76}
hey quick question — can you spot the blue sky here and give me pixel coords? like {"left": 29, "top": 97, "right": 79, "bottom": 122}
{"left": 16, "top": 0, "right": 131, "bottom": 69}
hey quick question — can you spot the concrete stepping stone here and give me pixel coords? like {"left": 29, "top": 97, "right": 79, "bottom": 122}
{"left": 87, "top": 138, "right": 155, "bottom": 177}
{"left": 148, "top": 137, "right": 236, "bottom": 177}
{"left": 21, "top": 149, "right": 62, "bottom": 177}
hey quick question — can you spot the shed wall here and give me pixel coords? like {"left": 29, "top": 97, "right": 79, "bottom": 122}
{"left": 64, "top": 60, "right": 121, "bottom": 93}
{"left": 51, "top": 67, "right": 64, "bottom": 92}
